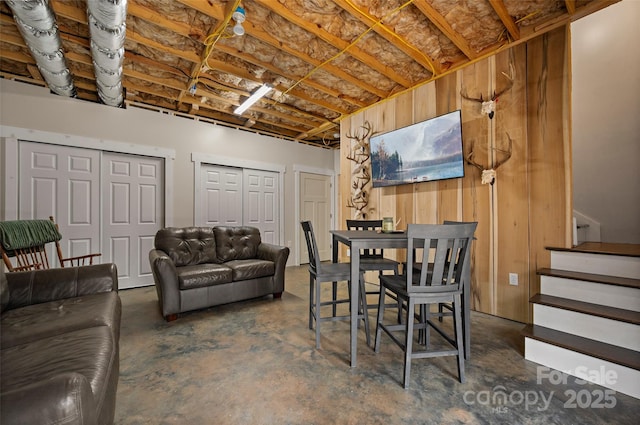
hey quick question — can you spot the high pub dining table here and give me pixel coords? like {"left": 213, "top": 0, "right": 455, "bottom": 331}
{"left": 330, "top": 229, "right": 472, "bottom": 368}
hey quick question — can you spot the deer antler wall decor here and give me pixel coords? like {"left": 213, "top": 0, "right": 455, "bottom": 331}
{"left": 465, "top": 133, "right": 513, "bottom": 185}
{"left": 461, "top": 63, "right": 515, "bottom": 119}
{"left": 345, "top": 121, "right": 375, "bottom": 218}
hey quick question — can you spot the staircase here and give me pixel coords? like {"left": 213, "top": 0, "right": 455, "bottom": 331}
{"left": 522, "top": 243, "right": 640, "bottom": 399}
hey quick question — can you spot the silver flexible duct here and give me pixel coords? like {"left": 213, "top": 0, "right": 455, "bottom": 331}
{"left": 87, "top": 0, "right": 127, "bottom": 107}
{"left": 7, "top": 0, "right": 76, "bottom": 97}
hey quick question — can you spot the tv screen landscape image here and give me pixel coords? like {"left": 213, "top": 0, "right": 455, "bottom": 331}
{"left": 370, "top": 110, "right": 465, "bottom": 187}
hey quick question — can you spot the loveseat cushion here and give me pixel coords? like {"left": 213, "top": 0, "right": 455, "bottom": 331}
{"left": 177, "top": 263, "right": 233, "bottom": 290}
{"left": 1, "top": 291, "right": 121, "bottom": 349}
{"left": 225, "top": 259, "right": 275, "bottom": 281}
{"left": 0, "top": 326, "right": 116, "bottom": 424}
{"left": 154, "top": 227, "right": 218, "bottom": 267}
{"left": 213, "top": 226, "right": 261, "bottom": 262}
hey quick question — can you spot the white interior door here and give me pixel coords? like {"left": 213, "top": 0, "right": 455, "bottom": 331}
{"left": 199, "top": 164, "right": 279, "bottom": 244}
{"left": 244, "top": 168, "right": 279, "bottom": 244}
{"left": 299, "top": 172, "right": 331, "bottom": 263}
{"left": 19, "top": 142, "right": 100, "bottom": 267}
{"left": 102, "top": 152, "right": 164, "bottom": 289}
{"left": 200, "top": 164, "right": 243, "bottom": 226}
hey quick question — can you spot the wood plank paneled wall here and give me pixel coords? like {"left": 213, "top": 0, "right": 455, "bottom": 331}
{"left": 339, "top": 27, "right": 572, "bottom": 323}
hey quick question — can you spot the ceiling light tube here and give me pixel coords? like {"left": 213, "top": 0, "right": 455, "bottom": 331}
{"left": 234, "top": 84, "right": 273, "bottom": 115}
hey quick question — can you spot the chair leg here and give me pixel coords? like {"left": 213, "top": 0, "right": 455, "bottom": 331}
{"left": 454, "top": 293, "right": 465, "bottom": 383}
{"left": 463, "top": 282, "right": 470, "bottom": 360}
{"left": 332, "top": 281, "right": 338, "bottom": 317}
{"left": 423, "top": 304, "right": 431, "bottom": 348}
{"left": 391, "top": 267, "right": 403, "bottom": 324}
{"left": 403, "top": 298, "right": 415, "bottom": 389}
{"left": 374, "top": 284, "right": 386, "bottom": 353}
{"left": 309, "top": 275, "right": 314, "bottom": 330}
{"left": 315, "top": 276, "right": 322, "bottom": 349}
{"left": 359, "top": 273, "right": 371, "bottom": 347}
{"left": 417, "top": 304, "right": 425, "bottom": 345}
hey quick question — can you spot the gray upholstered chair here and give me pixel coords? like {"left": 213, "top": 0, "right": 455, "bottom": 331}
{"left": 374, "top": 222, "right": 477, "bottom": 388}
{"left": 300, "top": 221, "right": 370, "bottom": 348}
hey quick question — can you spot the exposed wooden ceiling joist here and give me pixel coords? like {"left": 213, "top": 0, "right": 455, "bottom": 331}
{"left": 0, "top": 0, "right": 619, "bottom": 148}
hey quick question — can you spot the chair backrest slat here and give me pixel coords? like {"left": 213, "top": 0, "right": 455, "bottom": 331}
{"left": 4, "top": 245, "right": 50, "bottom": 272}
{"left": 405, "top": 223, "right": 477, "bottom": 293}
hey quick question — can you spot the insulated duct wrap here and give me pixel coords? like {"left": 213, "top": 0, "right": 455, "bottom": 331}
{"left": 7, "top": 0, "right": 76, "bottom": 97}
{"left": 88, "top": 0, "right": 127, "bottom": 107}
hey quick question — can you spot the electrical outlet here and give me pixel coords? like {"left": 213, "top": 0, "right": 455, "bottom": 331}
{"left": 509, "top": 273, "right": 518, "bottom": 286}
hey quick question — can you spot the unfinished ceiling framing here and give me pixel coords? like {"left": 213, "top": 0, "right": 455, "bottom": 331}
{"left": 0, "top": 0, "right": 617, "bottom": 148}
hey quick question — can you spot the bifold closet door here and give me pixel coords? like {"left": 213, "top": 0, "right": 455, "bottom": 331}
{"left": 200, "top": 164, "right": 280, "bottom": 244}
{"left": 243, "top": 168, "right": 278, "bottom": 244}
{"left": 102, "top": 152, "right": 164, "bottom": 289}
{"left": 18, "top": 142, "right": 101, "bottom": 267}
{"left": 200, "top": 164, "right": 243, "bottom": 227}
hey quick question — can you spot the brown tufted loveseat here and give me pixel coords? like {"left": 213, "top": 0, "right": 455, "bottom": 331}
{"left": 149, "top": 226, "right": 289, "bottom": 321}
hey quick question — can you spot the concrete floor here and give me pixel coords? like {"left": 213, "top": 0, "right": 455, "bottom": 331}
{"left": 114, "top": 266, "right": 639, "bottom": 424}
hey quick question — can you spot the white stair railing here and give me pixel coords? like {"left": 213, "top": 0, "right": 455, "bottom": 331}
{"left": 573, "top": 210, "right": 601, "bottom": 245}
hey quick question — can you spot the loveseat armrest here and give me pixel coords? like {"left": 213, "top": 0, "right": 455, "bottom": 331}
{"left": 4, "top": 263, "right": 118, "bottom": 310}
{"left": 149, "top": 249, "right": 180, "bottom": 319}
{"left": 257, "top": 243, "right": 290, "bottom": 295}
{"left": 0, "top": 372, "right": 98, "bottom": 425}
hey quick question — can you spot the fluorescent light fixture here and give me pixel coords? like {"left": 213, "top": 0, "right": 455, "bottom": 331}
{"left": 234, "top": 83, "right": 273, "bottom": 115}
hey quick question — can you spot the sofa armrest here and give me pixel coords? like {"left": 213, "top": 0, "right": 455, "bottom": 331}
{"left": 149, "top": 249, "right": 180, "bottom": 318}
{"left": 0, "top": 373, "right": 98, "bottom": 425}
{"left": 4, "top": 263, "right": 118, "bottom": 310}
{"left": 257, "top": 243, "right": 290, "bottom": 294}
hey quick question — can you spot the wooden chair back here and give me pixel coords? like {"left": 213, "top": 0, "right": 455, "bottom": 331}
{"left": 0, "top": 218, "right": 60, "bottom": 271}
{"left": 49, "top": 216, "right": 101, "bottom": 268}
{"left": 0, "top": 217, "right": 101, "bottom": 272}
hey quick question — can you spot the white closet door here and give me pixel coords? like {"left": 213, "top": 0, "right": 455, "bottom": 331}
{"left": 102, "top": 152, "right": 164, "bottom": 289}
{"left": 199, "top": 164, "right": 279, "bottom": 244}
{"left": 299, "top": 172, "right": 331, "bottom": 263}
{"left": 243, "top": 168, "right": 279, "bottom": 244}
{"left": 200, "top": 164, "right": 243, "bottom": 226}
{"left": 19, "top": 142, "right": 101, "bottom": 267}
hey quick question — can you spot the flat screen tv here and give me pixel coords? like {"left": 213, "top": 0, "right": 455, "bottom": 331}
{"left": 370, "top": 110, "right": 465, "bottom": 187}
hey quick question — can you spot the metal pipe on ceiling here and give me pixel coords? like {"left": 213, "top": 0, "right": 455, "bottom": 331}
{"left": 6, "top": 0, "right": 76, "bottom": 97}
{"left": 87, "top": 0, "right": 128, "bottom": 107}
